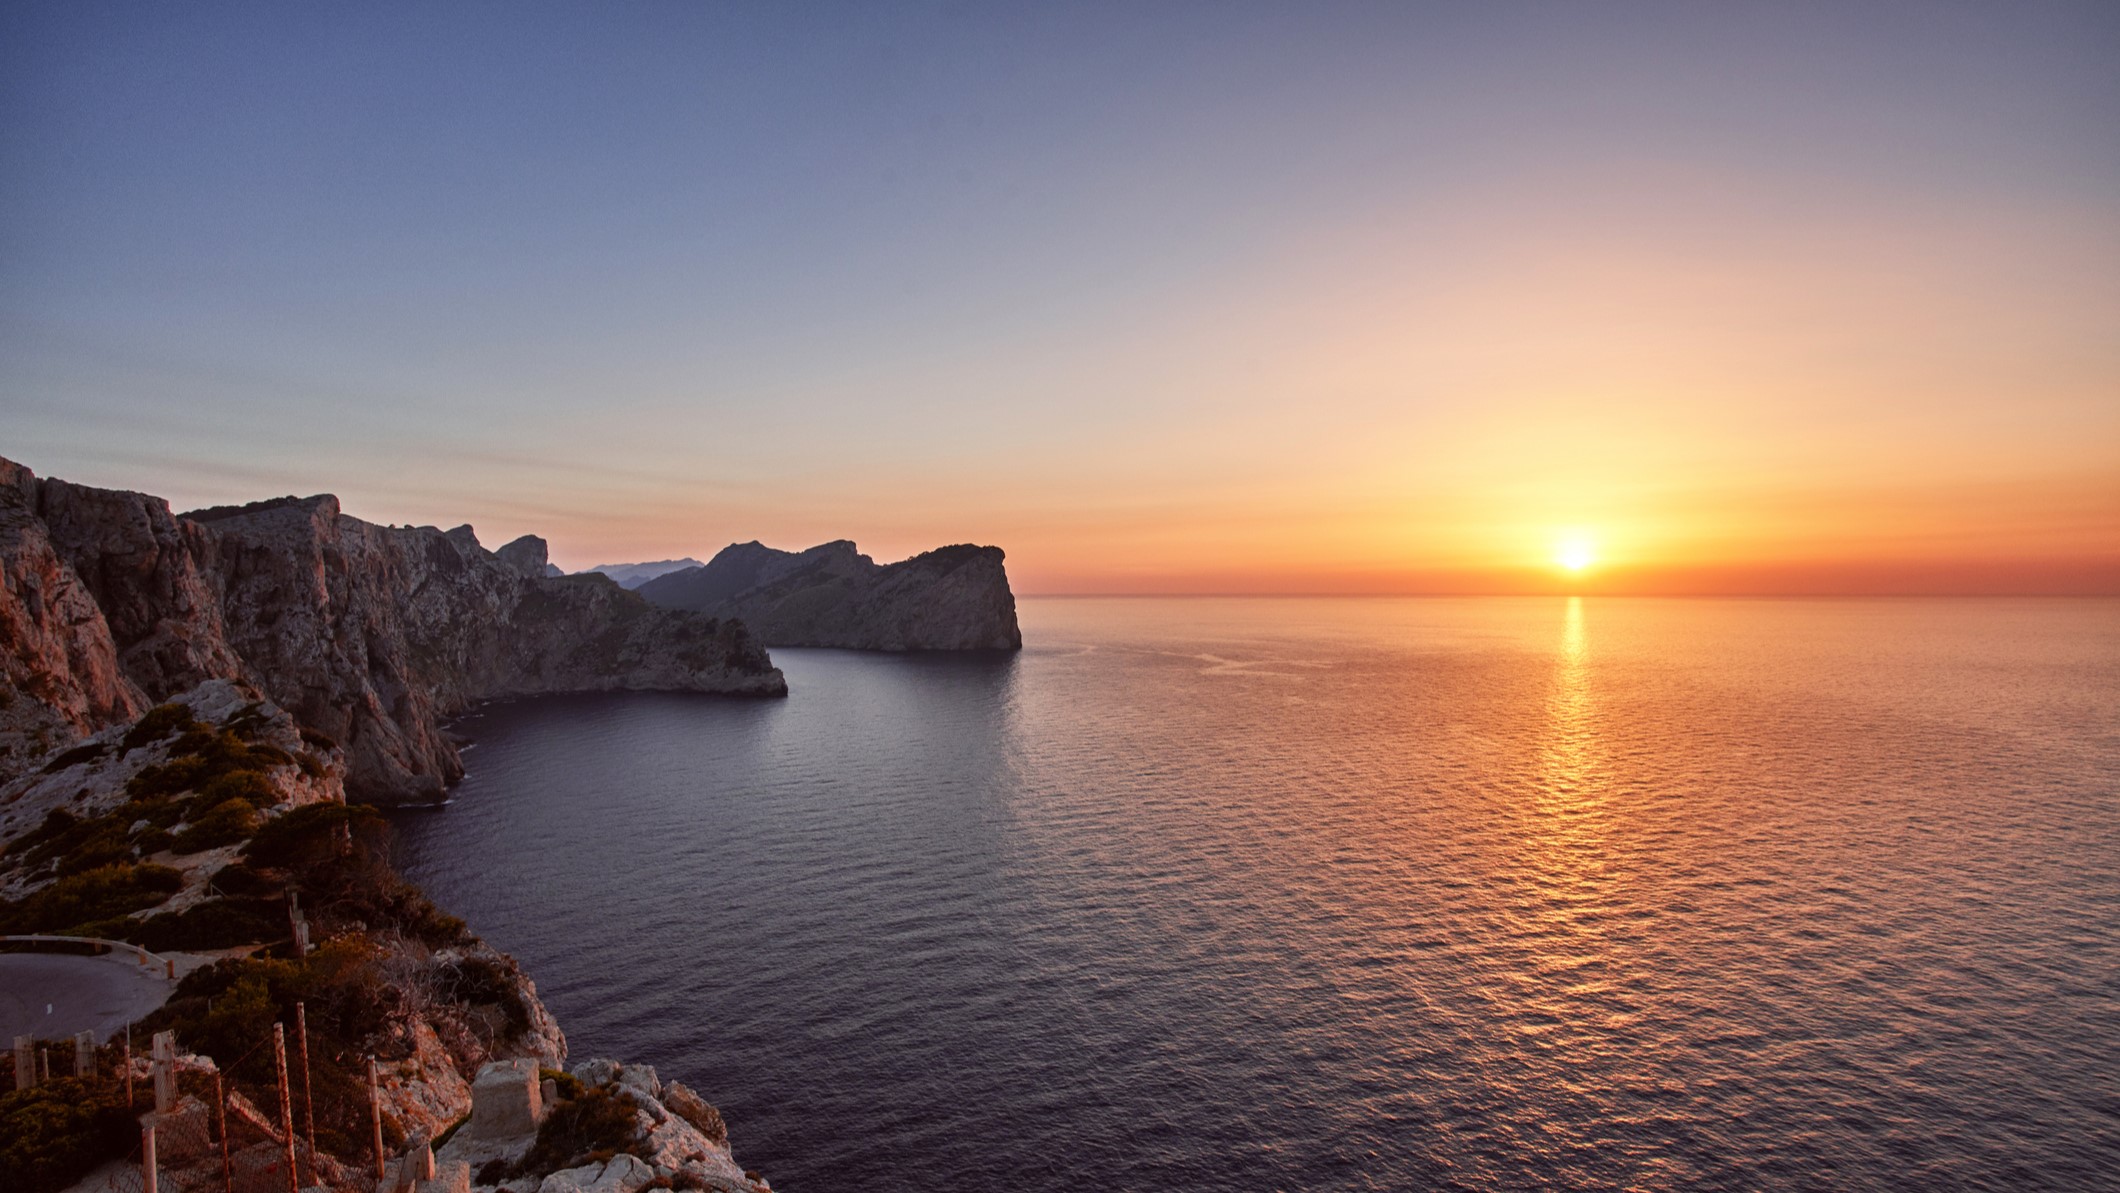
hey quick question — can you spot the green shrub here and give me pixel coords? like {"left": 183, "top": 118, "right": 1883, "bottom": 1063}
{"left": 39, "top": 742, "right": 105, "bottom": 773}
{"left": 123, "top": 898, "right": 284, "bottom": 952}
{"left": 130, "top": 826, "right": 174, "bottom": 856}
{"left": 208, "top": 862, "right": 277, "bottom": 897}
{"left": 0, "top": 863, "right": 183, "bottom": 935}
{"left": 242, "top": 803, "right": 380, "bottom": 870}
{"left": 173, "top": 799, "right": 259, "bottom": 854}
{"left": 140, "top": 937, "right": 396, "bottom": 1160}
{"left": 125, "top": 755, "right": 211, "bottom": 801}
{"left": 514, "top": 1085, "right": 644, "bottom": 1175}
{"left": 197, "top": 769, "right": 276, "bottom": 809}
{"left": 49, "top": 821, "right": 133, "bottom": 878}
{"left": 3, "top": 809, "right": 75, "bottom": 857}
{"left": 438, "top": 955, "right": 531, "bottom": 1040}
{"left": 121, "top": 703, "right": 201, "bottom": 751}
{"left": 0, "top": 1076, "right": 137, "bottom": 1193}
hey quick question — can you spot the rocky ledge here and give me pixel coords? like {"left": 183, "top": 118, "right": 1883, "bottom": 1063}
{"left": 636, "top": 539, "right": 1022, "bottom": 651}
{"left": 1, "top": 458, "right": 786, "bottom": 802}
{"left": 0, "top": 686, "right": 770, "bottom": 1193}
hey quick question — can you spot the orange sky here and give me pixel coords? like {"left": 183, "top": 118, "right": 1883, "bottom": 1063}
{"left": 5, "top": 5, "right": 2116, "bottom": 594}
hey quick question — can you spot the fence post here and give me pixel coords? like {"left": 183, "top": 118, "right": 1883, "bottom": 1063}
{"left": 273, "top": 1022, "right": 298, "bottom": 1193}
{"left": 296, "top": 1001, "right": 317, "bottom": 1168}
{"left": 215, "top": 1069, "right": 232, "bottom": 1193}
{"left": 12, "top": 1035, "right": 30, "bottom": 1091}
{"left": 370, "top": 1056, "right": 387, "bottom": 1183}
{"left": 152, "top": 1030, "right": 176, "bottom": 1113}
{"left": 74, "top": 1030, "right": 93, "bottom": 1077}
{"left": 124, "top": 1028, "right": 134, "bottom": 1108}
{"left": 141, "top": 1118, "right": 158, "bottom": 1193}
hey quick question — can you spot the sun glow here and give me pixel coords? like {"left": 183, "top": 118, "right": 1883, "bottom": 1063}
{"left": 1555, "top": 536, "right": 1596, "bottom": 574}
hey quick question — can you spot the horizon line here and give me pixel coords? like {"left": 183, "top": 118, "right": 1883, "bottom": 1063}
{"left": 1018, "top": 590, "right": 2120, "bottom": 600}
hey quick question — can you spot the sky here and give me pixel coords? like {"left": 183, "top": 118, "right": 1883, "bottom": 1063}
{"left": 3, "top": 2, "right": 2116, "bottom": 594}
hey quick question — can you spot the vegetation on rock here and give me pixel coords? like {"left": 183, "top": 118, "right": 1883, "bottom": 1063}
{"left": 0, "top": 1074, "right": 137, "bottom": 1193}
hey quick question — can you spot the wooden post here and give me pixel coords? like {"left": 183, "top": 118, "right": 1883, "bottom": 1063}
{"left": 151, "top": 1030, "right": 177, "bottom": 1113}
{"left": 141, "top": 1118, "right": 158, "bottom": 1193}
{"left": 295, "top": 1001, "right": 317, "bottom": 1174}
{"left": 370, "top": 1056, "right": 387, "bottom": 1183}
{"left": 73, "top": 1030, "right": 93, "bottom": 1077}
{"left": 12, "top": 1035, "right": 30, "bottom": 1091}
{"left": 215, "top": 1070, "right": 232, "bottom": 1193}
{"left": 124, "top": 1028, "right": 133, "bottom": 1108}
{"left": 272, "top": 1023, "right": 298, "bottom": 1193}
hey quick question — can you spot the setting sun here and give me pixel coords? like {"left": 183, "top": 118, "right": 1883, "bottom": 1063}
{"left": 1556, "top": 536, "right": 1597, "bottom": 574}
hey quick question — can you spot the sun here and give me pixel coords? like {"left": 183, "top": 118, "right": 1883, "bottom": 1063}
{"left": 1555, "top": 536, "right": 1596, "bottom": 573}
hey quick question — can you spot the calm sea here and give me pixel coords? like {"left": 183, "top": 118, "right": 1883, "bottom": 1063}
{"left": 393, "top": 597, "right": 2120, "bottom": 1191}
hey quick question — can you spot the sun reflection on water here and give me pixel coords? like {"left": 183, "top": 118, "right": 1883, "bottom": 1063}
{"left": 1539, "top": 596, "right": 1598, "bottom": 814}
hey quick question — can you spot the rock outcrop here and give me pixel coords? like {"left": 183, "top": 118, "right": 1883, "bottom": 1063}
{"left": 437, "top": 1059, "right": 765, "bottom": 1193}
{"left": 636, "top": 539, "right": 1023, "bottom": 651}
{"left": 0, "top": 458, "right": 786, "bottom": 800}
{"left": 0, "top": 690, "right": 773, "bottom": 1192}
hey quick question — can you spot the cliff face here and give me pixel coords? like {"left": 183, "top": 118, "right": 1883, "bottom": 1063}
{"left": 0, "top": 459, "right": 786, "bottom": 801}
{"left": 0, "top": 686, "right": 770, "bottom": 1192}
{"left": 636, "top": 539, "right": 1023, "bottom": 651}
{"left": 0, "top": 461, "right": 145, "bottom": 759}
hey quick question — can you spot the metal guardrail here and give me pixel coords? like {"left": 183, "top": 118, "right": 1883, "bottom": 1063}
{"left": 0, "top": 933, "right": 178, "bottom": 979}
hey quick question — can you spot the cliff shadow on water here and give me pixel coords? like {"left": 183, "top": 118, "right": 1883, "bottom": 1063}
{"left": 387, "top": 646, "right": 1032, "bottom": 1181}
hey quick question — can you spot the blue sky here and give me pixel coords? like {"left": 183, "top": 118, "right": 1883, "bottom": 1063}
{"left": 4, "top": 2, "right": 2116, "bottom": 590}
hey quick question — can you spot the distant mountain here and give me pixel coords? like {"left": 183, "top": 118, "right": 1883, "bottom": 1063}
{"left": 637, "top": 540, "right": 1022, "bottom": 651}
{"left": 583, "top": 558, "right": 707, "bottom": 589}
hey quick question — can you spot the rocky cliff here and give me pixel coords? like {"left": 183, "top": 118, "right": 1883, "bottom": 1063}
{"left": 636, "top": 539, "right": 1023, "bottom": 651}
{"left": 0, "top": 685, "right": 771, "bottom": 1193}
{"left": 0, "top": 458, "right": 785, "bottom": 801}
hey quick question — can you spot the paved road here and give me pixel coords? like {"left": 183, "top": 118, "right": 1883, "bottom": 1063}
{"left": 0, "top": 952, "right": 172, "bottom": 1045}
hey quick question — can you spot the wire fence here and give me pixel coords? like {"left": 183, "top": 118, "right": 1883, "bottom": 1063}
{"left": 6, "top": 1008, "right": 393, "bottom": 1193}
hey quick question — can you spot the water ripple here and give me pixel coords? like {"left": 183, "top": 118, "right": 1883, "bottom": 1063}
{"left": 395, "top": 597, "right": 2120, "bottom": 1192}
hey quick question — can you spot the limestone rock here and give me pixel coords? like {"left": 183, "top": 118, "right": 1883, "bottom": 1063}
{"left": 469, "top": 1059, "right": 544, "bottom": 1139}
{"left": 636, "top": 539, "right": 1023, "bottom": 651}
{"left": 0, "top": 457, "right": 787, "bottom": 798}
{"left": 0, "top": 459, "right": 146, "bottom": 770}
{"left": 0, "top": 679, "right": 344, "bottom": 900}
{"left": 495, "top": 536, "right": 552, "bottom": 579}
{"left": 661, "top": 1081, "right": 728, "bottom": 1147}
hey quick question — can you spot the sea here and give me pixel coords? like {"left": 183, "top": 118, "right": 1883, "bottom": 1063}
{"left": 392, "top": 597, "right": 2120, "bottom": 1191}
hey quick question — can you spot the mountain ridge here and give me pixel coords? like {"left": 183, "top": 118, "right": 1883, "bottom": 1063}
{"left": 0, "top": 457, "right": 785, "bottom": 801}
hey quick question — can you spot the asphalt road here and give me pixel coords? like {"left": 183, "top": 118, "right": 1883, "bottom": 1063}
{"left": 0, "top": 952, "right": 173, "bottom": 1046}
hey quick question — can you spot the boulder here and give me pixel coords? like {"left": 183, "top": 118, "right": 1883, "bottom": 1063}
{"left": 469, "top": 1059, "right": 543, "bottom": 1139}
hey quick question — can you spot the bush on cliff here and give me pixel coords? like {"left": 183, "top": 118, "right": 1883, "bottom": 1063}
{"left": 0, "top": 1076, "right": 137, "bottom": 1193}
{"left": 172, "top": 797, "right": 259, "bottom": 854}
{"left": 120, "top": 896, "right": 285, "bottom": 952}
{"left": 141, "top": 936, "right": 394, "bottom": 1160}
{"left": 244, "top": 803, "right": 466, "bottom": 946}
{"left": 121, "top": 702, "right": 202, "bottom": 751}
{"left": 0, "top": 862, "right": 182, "bottom": 935}
{"left": 513, "top": 1084, "right": 646, "bottom": 1175}
{"left": 126, "top": 727, "right": 283, "bottom": 803}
